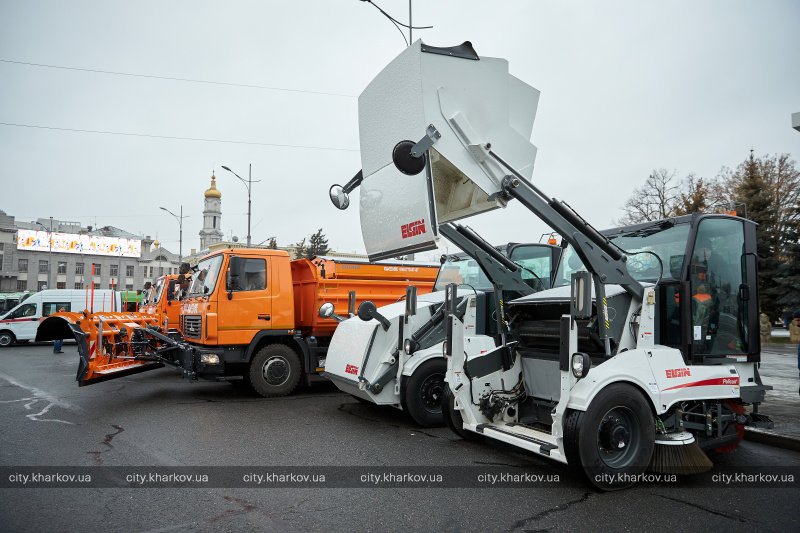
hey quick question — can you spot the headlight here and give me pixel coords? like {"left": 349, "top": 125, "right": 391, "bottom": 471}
{"left": 571, "top": 352, "right": 591, "bottom": 379}
{"left": 200, "top": 353, "right": 220, "bottom": 365}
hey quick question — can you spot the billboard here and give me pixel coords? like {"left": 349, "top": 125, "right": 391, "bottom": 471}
{"left": 16, "top": 229, "right": 142, "bottom": 258}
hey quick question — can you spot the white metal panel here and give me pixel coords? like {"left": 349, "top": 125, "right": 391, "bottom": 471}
{"left": 358, "top": 42, "right": 425, "bottom": 179}
{"left": 359, "top": 163, "right": 436, "bottom": 261}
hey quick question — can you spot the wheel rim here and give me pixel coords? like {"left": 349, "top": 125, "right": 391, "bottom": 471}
{"left": 0, "top": 334, "right": 11, "bottom": 346}
{"left": 596, "top": 406, "right": 640, "bottom": 468}
{"left": 262, "top": 355, "right": 290, "bottom": 387}
{"left": 419, "top": 372, "right": 445, "bottom": 413}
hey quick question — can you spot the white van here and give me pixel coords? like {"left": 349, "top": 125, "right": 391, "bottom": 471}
{"left": 0, "top": 289, "right": 121, "bottom": 347}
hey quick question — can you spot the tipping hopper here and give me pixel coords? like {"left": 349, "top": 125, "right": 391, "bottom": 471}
{"left": 344, "top": 40, "right": 541, "bottom": 260}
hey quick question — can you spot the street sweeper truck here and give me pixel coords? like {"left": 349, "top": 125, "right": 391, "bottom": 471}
{"left": 327, "top": 39, "right": 772, "bottom": 489}
{"left": 324, "top": 225, "right": 561, "bottom": 427}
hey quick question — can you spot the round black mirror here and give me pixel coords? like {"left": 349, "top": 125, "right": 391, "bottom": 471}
{"left": 357, "top": 301, "right": 377, "bottom": 322}
{"left": 392, "top": 140, "right": 426, "bottom": 175}
{"left": 329, "top": 184, "right": 350, "bottom": 210}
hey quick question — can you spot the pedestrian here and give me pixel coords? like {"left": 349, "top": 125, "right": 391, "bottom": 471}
{"left": 53, "top": 306, "right": 66, "bottom": 354}
{"left": 759, "top": 312, "right": 771, "bottom": 346}
{"left": 789, "top": 311, "right": 800, "bottom": 395}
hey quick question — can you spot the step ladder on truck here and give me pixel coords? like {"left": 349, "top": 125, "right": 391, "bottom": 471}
{"left": 324, "top": 226, "right": 561, "bottom": 427}
{"left": 327, "top": 40, "right": 773, "bottom": 489}
{"left": 36, "top": 249, "right": 439, "bottom": 397}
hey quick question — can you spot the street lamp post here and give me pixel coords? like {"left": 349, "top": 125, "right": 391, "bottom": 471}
{"left": 159, "top": 205, "right": 185, "bottom": 263}
{"left": 221, "top": 164, "right": 260, "bottom": 246}
{"left": 36, "top": 217, "right": 54, "bottom": 290}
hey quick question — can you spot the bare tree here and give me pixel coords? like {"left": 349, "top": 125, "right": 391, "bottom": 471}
{"left": 617, "top": 169, "right": 680, "bottom": 224}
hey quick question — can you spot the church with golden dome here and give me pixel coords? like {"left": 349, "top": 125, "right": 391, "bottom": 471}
{"left": 199, "top": 173, "right": 223, "bottom": 250}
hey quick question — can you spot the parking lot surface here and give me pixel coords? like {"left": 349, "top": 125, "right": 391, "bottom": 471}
{"left": 1, "top": 343, "right": 798, "bottom": 532}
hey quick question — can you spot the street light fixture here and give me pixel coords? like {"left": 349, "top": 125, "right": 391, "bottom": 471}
{"left": 159, "top": 205, "right": 186, "bottom": 263}
{"left": 221, "top": 164, "right": 261, "bottom": 246}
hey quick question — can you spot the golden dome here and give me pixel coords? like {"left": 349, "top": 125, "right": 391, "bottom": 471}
{"left": 205, "top": 173, "right": 222, "bottom": 198}
{"left": 153, "top": 239, "right": 160, "bottom": 248}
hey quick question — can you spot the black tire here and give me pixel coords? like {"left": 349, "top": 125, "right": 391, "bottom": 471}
{"left": 248, "top": 344, "right": 302, "bottom": 398}
{"left": 442, "top": 384, "right": 481, "bottom": 441}
{"left": 563, "top": 383, "right": 655, "bottom": 491}
{"left": 0, "top": 331, "right": 15, "bottom": 347}
{"left": 401, "top": 358, "right": 446, "bottom": 428}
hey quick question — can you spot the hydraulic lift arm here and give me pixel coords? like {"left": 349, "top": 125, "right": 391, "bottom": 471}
{"left": 485, "top": 151, "right": 646, "bottom": 355}
{"left": 438, "top": 223, "right": 536, "bottom": 299}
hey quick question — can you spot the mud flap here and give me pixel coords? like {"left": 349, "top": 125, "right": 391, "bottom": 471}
{"left": 37, "top": 314, "right": 165, "bottom": 387}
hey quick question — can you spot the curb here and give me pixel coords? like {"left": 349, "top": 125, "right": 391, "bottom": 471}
{"left": 744, "top": 427, "right": 800, "bottom": 452}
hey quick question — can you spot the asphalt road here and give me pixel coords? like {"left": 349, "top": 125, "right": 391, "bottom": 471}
{"left": 1, "top": 343, "right": 798, "bottom": 532}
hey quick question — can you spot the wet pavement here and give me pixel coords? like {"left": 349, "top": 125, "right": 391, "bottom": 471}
{"left": 760, "top": 343, "right": 800, "bottom": 437}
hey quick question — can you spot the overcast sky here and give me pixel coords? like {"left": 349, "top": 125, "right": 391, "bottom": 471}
{"left": 1, "top": 1, "right": 798, "bottom": 260}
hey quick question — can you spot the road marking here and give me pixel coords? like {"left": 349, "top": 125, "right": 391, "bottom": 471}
{"left": 0, "top": 370, "right": 80, "bottom": 424}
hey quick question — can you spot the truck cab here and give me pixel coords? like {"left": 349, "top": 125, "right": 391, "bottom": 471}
{"left": 139, "top": 274, "right": 182, "bottom": 330}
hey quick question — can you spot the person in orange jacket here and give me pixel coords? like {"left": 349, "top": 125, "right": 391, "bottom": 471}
{"left": 690, "top": 238, "right": 718, "bottom": 348}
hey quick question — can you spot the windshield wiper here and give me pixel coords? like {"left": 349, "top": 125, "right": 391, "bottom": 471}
{"left": 609, "top": 219, "right": 675, "bottom": 239}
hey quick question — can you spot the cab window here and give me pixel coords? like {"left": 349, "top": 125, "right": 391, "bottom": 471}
{"left": 227, "top": 258, "right": 267, "bottom": 292}
{"left": 9, "top": 303, "right": 37, "bottom": 319}
{"left": 509, "top": 245, "right": 554, "bottom": 290}
{"left": 43, "top": 302, "right": 71, "bottom": 317}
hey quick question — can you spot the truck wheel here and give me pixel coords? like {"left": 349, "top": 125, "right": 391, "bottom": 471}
{"left": 401, "top": 358, "right": 446, "bottom": 428}
{"left": 442, "top": 384, "right": 481, "bottom": 441}
{"left": 564, "top": 383, "right": 655, "bottom": 491}
{"left": 249, "top": 344, "right": 302, "bottom": 397}
{"left": 0, "top": 331, "right": 15, "bottom": 347}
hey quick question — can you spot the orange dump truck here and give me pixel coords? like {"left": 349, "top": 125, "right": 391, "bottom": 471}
{"left": 36, "top": 248, "right": 438, "bottom": 393}
{"left": 171, "top": 249, "right": 438, "bottom": 396}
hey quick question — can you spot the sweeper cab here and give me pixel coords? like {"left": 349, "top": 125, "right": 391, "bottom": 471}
{"left": 330, "top": 40, "right": 773, "bottom": 489}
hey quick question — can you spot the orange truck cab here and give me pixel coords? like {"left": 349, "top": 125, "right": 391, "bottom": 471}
{"left": 139, "top": 274, "right": 182, "bottom": 331}
{"left": 175, "top": 248, "right": 439, "bottom": 396}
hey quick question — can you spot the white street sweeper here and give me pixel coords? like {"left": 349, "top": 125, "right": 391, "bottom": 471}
{"left": 324, "top": 227, "right": 560, "bottom": 427}
{"left": 328, "top": 40, "right": 772, "bottom": 489}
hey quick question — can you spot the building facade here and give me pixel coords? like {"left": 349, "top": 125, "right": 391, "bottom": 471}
{"left": 0, "top": 210, "right": 180, "bottom": 294}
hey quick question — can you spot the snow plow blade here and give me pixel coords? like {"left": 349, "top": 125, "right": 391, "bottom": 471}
{"left": 37, "top": 312, "right": 165, "bottom": 386}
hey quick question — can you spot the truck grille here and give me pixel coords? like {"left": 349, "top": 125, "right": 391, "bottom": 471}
{"left": 182, "top": 315, "right": 202, "bottom": 339}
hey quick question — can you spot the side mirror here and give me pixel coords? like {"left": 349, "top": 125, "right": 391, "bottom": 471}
{"left": 329, "top": 185, "right": 350, "bottom": 210}
{"left": 227, "top": 256, "right": 245, "bottom": 299}
{"left": 319, "top": 302, "right": 344, "bottom": 323}
{"left": 328, "top": 170, "right": 364, "bottom": 210}
{"left": 357, "top": 301, "right": 391, "bottom": 331}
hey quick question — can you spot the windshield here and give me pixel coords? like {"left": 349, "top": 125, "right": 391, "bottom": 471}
{"left": 553, "top": 223, "right": 691, "bottom": 287}
{"left": 188, "top": 255, "right": 223, "bottom": 296}
{"left": 434, "top": 256, "right": 494, "bottom": 292}
{"left": 508, "top": 245, "right": 554, "bottom": 290}
{"left": 150, "top": 277, "right": 166, "bottom": 305}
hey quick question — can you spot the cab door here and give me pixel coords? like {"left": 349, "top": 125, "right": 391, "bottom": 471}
{"left": 217, "top": 255, "right": 272, "bottom": 346}
{"left": 685, "top": 216, "right": 758, "bottom": 363}
{"left": 1, "top": 301, "right": 39, "bottom": 341}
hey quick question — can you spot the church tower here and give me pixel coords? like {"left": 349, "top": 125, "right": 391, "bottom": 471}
{"left": 199, "top": 173, "right": 223, "bottom": 250}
